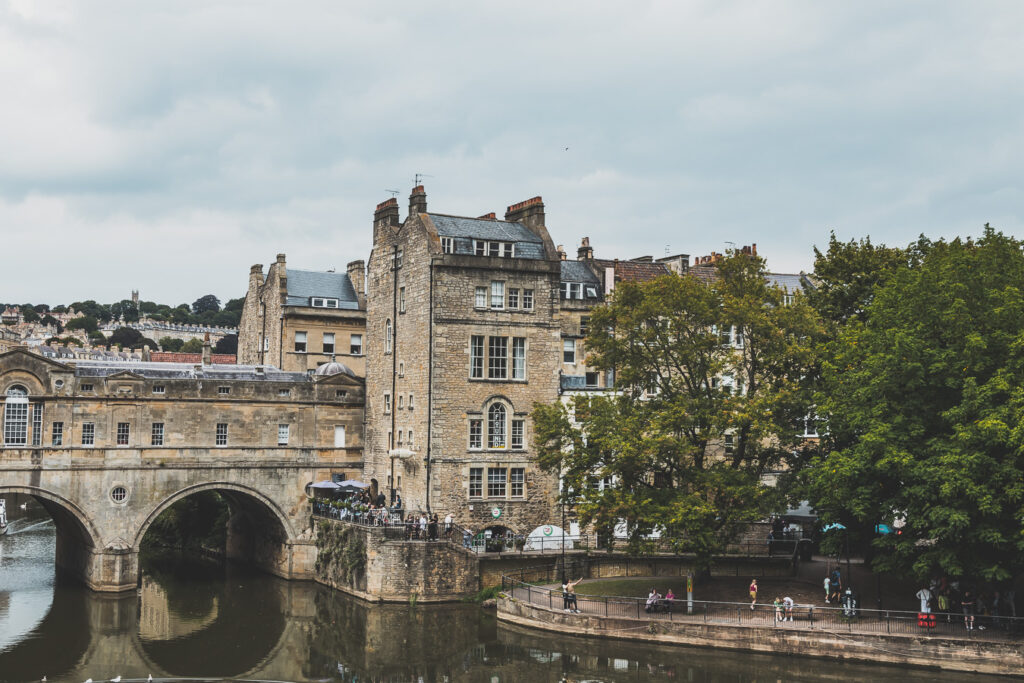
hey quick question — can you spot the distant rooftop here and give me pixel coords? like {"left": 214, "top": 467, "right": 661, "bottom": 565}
{"left": 428, "top": 214, "right": 546, "bottom": 260}
{"left": 72, "top": 360, "right": 309, "bottom": 382}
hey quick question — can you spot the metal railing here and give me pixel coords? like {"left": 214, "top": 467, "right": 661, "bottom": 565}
{"left": 501, "top": 572, "right": 1023, "bottom": 642}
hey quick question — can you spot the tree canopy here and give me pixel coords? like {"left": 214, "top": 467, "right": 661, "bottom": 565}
{"left": 214, "top": 334, "right": 238, "bottom": 355}
{"left": 804, "top": 227, "right": 1024, "bottom": 582}
{"left": 158, "top": 337, "right": 185, "bottom": 352}
{"left": 533, "top": 253, "right": 822, "bottom": 568}
{"left": 192, "top": 294, "right": 221, "bottom": 315}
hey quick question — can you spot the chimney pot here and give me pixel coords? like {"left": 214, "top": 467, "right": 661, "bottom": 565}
{"left": 276, "top": 253, "right": 286, "bottom": 264}
{"left": 409, "top": 185, "right": 427, "bottom": 215}
{"left": 478, "top": 212, "right": 496, "bottom": 220}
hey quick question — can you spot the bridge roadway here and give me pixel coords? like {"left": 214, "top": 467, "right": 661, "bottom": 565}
{"left": 0, "top": 447, "right": 326, "bottom": 591}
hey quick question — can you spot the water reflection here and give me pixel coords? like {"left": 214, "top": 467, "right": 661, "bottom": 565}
{"left": 0, "top": 504, "right": 1002, "bottom": 682}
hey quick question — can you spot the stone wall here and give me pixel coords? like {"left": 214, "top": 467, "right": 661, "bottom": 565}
{"left": 498, "top": 594, "right": 1024, "bottom": 678}
{"left": 313, "top": 518, "right": 480, "bottom": 602}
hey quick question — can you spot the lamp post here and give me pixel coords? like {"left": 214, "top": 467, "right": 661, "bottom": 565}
{"left": 560, "top": 474, "right": 566, "bottom": 580}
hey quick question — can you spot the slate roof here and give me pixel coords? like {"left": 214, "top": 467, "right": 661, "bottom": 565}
{"left": 427, "top": 214, "right": 546, "bottom": 260}
{"left": 765, "top": 273, "right": 806, "bottom": 292}
{"left": 591, "top": 259, "right": 670, "bottom": 283}
{"left": 285, "top": 269, "right": 360, "bottom": 309}
{"left": 73, "top": 360, "right": 308, "bottom": 382}
{"left": 560, "top": 260, "right": 601, "bottom": 284}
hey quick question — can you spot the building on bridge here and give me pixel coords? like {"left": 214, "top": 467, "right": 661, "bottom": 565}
{"left": 0, "top": 346, "right": 364, "bottom": 591}
{"left": 238, "top": 253, "right": 367, "bottom": 376}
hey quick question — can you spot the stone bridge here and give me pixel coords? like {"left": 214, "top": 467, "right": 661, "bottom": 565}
{"left": 0, "top": 453, "right": 323, "bottom": 591}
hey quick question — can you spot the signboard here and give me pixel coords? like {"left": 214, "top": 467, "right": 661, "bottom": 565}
{"left": 491, "top": 507, "right": 502, "bottom": 519}
{"left": 542, "top": 525, "right": 553, "bottom": 536}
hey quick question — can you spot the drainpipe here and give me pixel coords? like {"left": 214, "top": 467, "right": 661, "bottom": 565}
{"left": 390, "top": 244, "right": 399, "bottom": 505}
{"left": 425, "top": 258, "right": 434, "bottom": 515}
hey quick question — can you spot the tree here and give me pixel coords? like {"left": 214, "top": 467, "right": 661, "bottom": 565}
{"left": 70, "top": 300, "right": 112, "bottom": 323}
{"left": 213, "top": 334, "right": 238, "bottom": 355}
{"left": 159, "top": 337, "right": 185, "bottom": 352}
{"left": 40, "top": 314, "right": 63, "bottom": 332}
{"left": 108, "top": 327, "right": 146, "bottom": 349}
{"left": 110, "top": 299, "right": 139, "bottom": 323}
{"left": 21, "top": 304, "right": 39, "bottom": 323}
{"left": 66, "top": 316, "right": 99, "bottom": 333}
{"left": 804, "top": 227, "right": 1024, "bottom": 582}
{"left": 180, "top": 338, "right": 204, "bottom": 353}
{"left": 532, "top": 253, "right": 823, "bottom": 568}
{"left": 87, "top": 330, "right": 107, "bottom": 345}
{"left": 191, "top": 294, "right": 221, "bottom": 315}
{"left": 47, "top": 336, "right": 83, "bottom": 347}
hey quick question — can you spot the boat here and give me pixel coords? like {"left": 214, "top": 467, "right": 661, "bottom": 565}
{"left": 0, "top": 499, "right": 7, "bottom": 535}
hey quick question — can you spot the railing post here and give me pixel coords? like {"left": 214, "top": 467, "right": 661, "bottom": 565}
{"left": 637, "top": 599, "right": 641, "bottom": 619}
{"left": 886, "top": 611, "right": 890, "bottom": 634}
{"left": 809, "top": 606, "right": 813, "bottom": 627}
{"left": 605, "top": 597, "right": 609, "bottom": 617}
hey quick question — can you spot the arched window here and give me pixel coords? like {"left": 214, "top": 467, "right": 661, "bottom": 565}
{"left": 487, "top": 403, "right": 506, "bottom": 449}
{"left": 3, "top": 385, "right": 29, "bottom": 446}
{"left": 385, "top": 319, "right": 393, "bottom": 354}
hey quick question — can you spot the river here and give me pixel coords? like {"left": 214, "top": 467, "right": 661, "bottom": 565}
{"left": 0, "top": 497, "right": 1001, "bottom": 682}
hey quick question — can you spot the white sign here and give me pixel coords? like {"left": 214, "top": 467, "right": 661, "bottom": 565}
{"left": 491, "top": 506, "right": 502, "bottom": 519}
{"left": 542, "top": 525, "right": 554, "bottom": 536}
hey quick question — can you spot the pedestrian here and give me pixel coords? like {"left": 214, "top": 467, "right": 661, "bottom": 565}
{"left": 937, "top": 589, "right": 951, "bottom": 622}
{"left": 428, "top": 513, "right": 439, "bottom": 541}
{"left": 773, "top": 597, "right": 783, "bottom": 622}
{"left": 767, "top": 530, "right": 774, "bottom": 557}
{"left": 561, "top": 577, "right": 571, "bottom": 611}
{"left": 823, "top": 576, "right": 831, "bottom": 603}
{"left": 749, "top": 578, "right": 758, "bottom": 610}
{"left": 916, "top": 585, "right": 933, "bottom": 614}
{"left": 444, "top": 512, "right": 453, "bottom": 539}
{"left": 962, "top": 589, "right": 976, "bottom": 630}
{"left": 566, "top": 577, "right": 583, "bottom": 613}
{"left": 645, "top": 588, "right": 661, "bottom": 613}
{"left": 782, "top": 596, "right": 795, "bottom": 622}
{"left": 419, "top": 513, "right": 427, "bottom": 539}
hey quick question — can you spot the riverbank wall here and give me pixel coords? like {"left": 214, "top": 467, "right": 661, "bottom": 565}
{"left": 497, "top": 593, "right": 1024, "bottom": 678}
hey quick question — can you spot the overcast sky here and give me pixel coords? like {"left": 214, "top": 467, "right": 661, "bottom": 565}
{"left": 2, "top": 1, "right": 1022, "bottom": 306}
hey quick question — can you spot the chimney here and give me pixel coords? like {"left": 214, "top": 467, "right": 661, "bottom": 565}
{"left": 249, "top": 263, "right": 264, "bottom": 288}
{"left": 142, "top": 344, "right": 151, "bottom": 362}
{"left": 409, "top": 185, "right": 427, "bottom": 215}
{"left": 276, "top": 253, "right": 286, "bottom": 265}
{"left": 478, "top": 212, "right": 496, "bottom": 220}
{"left": 556, "top": 244, "right": 567, "bottom": 261}
{"left": 578, "top": 236, "right": 594, "bottom": 260}
{"left": 374, "top": 197, "right": 400, "bottom": 240}
{"left": 347, "top": 259, "right": 366, "bottom": 297}
{"left": 202, "top": 332, "right": 212, "bottom": 366}
{"left": 505, "top": 196, "right": 545, "bottom": 232}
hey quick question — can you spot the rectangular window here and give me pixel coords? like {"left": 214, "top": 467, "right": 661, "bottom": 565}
{"left": 487, "top": 467, "right": 507, "bottom": 498}
{"left": 399, "top": 361, "right": 405, "bottom": 377}
{"left": 490, "top": 281, "right": 505, "bottom": 309}
{"left": 470, "top": 335, "right": 484, "bottom": 379}
{"left": 475, "top": 286, "right": 487, "bottom": 308}
{"left": 469, "top": 419, "right": 482, "bottom": 449}
{"left": 408, "top": 393, "right": 414, "bottom": 410}
{"left": 218, "top": 386, "right": 231, "bottom": 395}
{"left": 80, "top": 383, "right": 94, "bottom": 392}
{"left": 469, "top": 467, "right": 483, "bottom": 498}
{"left": 398, "top": 395, "right": 404, "bottom": 410}
{"left": 295, "top": 331, "right": 307, "bottom": 353}
{"left": 216, "top": 423, "right": 228, "bottom": 446}
{"left": 511, "top": 419, "right": 525, "bottom": 449}
{"left": 561, "top": 282, "right": 583, "bottom": 299}
{"left": 336, "top": 390, "right": 348, "bottom": 399}
{"left": 51, "top": 421, "right": 63, "bottom": 446}
{"left": 522, "top": 289, "right": 534, "bottom": 310}
{"left": 501, "top": 243, "right": 514, "bottom": 258}
{"left": 81, "top": 422, "right": 95, "bottom": 446}
{"left": 474, "top": 240, "right": 486, "bottom": 256}
{"left": 724, "top": 434, "right": 735, "bottom": 454}
{"left": 399, "top": 287, "right": 406, "bottom": 313}
{"left": 153, "top": 385, "right": 165, "bottom": 395}
{"left": 488, "top": 241, "right": 500, "bottom": 256}
{"left": 395, "top": 248, "right": 403, "bottom": 268}
{"left": 508, "top": 288, "right": 520, "bottom": 309}
{"left": 441, "top": 236, "right": 454, "bottom": 254}
{"left": 278, "top": 424, "right": 289, "bottom": 446}
{"left": 323, "top": 333, "right": 335, "bottom": 354}
{"left": 510, "top": 467, "right": 525, "bottom": 497}
{"left": 407, "top": 430, "right": 413, "bottom": 445}
{"left": 31, "top": 403, "right": 42, "bottom": 446}
{"left": 580, "top": 316, "right": 590, "bottom": 336}
{"left": 512, "top": 337, "right": 526, "bottom": 380}
{"left": 334, "top": 425, "right": 346, "bottom": 447}
{"left": 117, "top": 422, "right": 130, "bottom": 446}
{"left": 5, "top": 398, "right": 29, "bottom": 445}
{"left": 387, "top": 430, "right": 393, "bottom": 449}
{"left": 563, "top": 339, "right": 576, "bottom": 364}
{"left": 586, "top": 372, "right": 600, "bottom": 388}
{"left": 350, "top": 334, "right": 363, "bottom": 355}
{"left": 278, "top": 388, "right": 290, "bottom": 397}
{"left": 488, "top": 336, "right": 508, "bottom": 379}
{"left": 384, "top": 393, "right": 392, "bottom": 414}
{"left": 396, "top": 429, "right": 403, "bottom": 445}
{"left": 151, "top": 422, "right": 164, "bottom": 446}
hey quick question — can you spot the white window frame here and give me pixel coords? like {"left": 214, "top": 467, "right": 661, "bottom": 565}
{"left": 152, "top": 385, "right": 165, "bottom": 395}
{"left": 470, "top": 335, "right": 484, "bottom": 379}
{"left": 508, "top": 288, "right": 520, "bottom": 309}
{"left": 512, "top": 337, "right": 526, "bottom": 380}
{"left": 469, "top": 467, "right": 483, "bottom": 498}
{"left": 294, "top": 331, "right": 307, "bottom": 353}
{"left": 563, "top": 339, "right": 576, "bottom": 364}
{"left": 475, "top": 286, "right": 487, "bottom": 308}
{"left": 350, "top": 334, "right": 363, "bottom": 355}
{"left": 81, "top": 422, "right": 95, "bottom": 446}
{"left": 487, "top": 403, "right": 507, "bottom": 449}
{"left": 511, "top": 419, "right": 525, "bottom": 449}
{"left": 488, "top": 336, "right": 508, "bottom": 379}
{"left": 399, "top": 287, "right": 406, "bottom": 313}
{"left": 215, "top": 423, "right": 228, "bottom": 447}
{"left": 116, "top": 422, "right": 130, "bottom": 446}
{"left": 469, "top": 419, "right": 482, "bottom": 450}
{"left": 385, "top": 320, "right": 392, "bottom": 354}
{"left": 3, "top": 392, "right": 28, "bottom": 446}
{"left": 323, "top": 332, "right": 335, "bottom": 354}
{"left": 441, "top": 236, "right": 454, "bottom": 254}
{"left": 52, "top": 421, "right": 64, "bottom": 446}
{"left": 510, "top": 467, "right": 525, "bottom": 498}
{"left": 490, "top": 281, "right": 505, "bottom": 309}
{"left": 151, "top": 422, "right": 164, "bottom": 446}
{"left": 522, "top": 289, "right": 534, "bottom": 310}
{"left": 278, "top": 424, "right": 290, "bottom": 446}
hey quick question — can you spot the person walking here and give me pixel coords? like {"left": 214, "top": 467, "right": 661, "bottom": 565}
{"left": 916, "top": 585, "right": 933, "bottom": 614}
{"left": 561, "top": 577, "right": 571, "bottom": 611}
{"left": 823, "top": 575, "right": 831, "bottom": 603}
{"left": 444, "top": 512, "right": 453, "bottom": 539}
{"left": 962, "top": 589, "right": 976, "bottom": 630}
{"left": 749, "top": 579, "right": 758, "bottom": 610}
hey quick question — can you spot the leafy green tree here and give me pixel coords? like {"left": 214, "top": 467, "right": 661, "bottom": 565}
{"left": 533, "top": 253, "right": 823, "bottom": 568}
{"left": 51, "top": 305, "right": 67, "bottom": 314}
{"left": 191, "top": 294, "right": 221, "bottom": 315}
{"left": 66, "top": 316, "right": 99, "bottom": 333}
{"left": 213, "top": 334, "right": 238, "bottom": 355}
{"left": 20, "top": 304, "right": 39, "bottom": 323}
{"left": 170, "top": 304, "right": 192, "bottom": 324}
{"left": 87, "top": 330, "right": 107, "bottom": 345}
{"left": 108, "top": 327, "right": 145, "bottom": 348}
{"left": 805, "top": 227, "right": 1024, "bottom": 582}
{"left": 180, "top": 338, "right": 204, "bottom": 353}
{"left": 70, "top": 300, "right": 112, "bottom": 323}
{"left": 807, "top": 233, "right": 910, "bottom": 326}
{"left": 40, "top": 314, "right": 62, "bottom": 332}
{"left": 47, "top": 336, "right": 82, "bottom": 347}
{"left": 159, "top": 336, "right": 185, "bottom": 352}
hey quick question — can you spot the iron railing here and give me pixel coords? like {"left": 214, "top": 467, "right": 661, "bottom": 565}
{"left": 500, "top": 572, "right": 1023, "bottom": 641}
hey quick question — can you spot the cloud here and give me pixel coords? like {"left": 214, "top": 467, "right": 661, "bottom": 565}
{"left": 1, "top": 0, "right": 1022, "bottom": 303}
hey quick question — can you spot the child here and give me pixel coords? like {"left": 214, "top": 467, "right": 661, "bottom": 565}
{"left": 774, "top": 597, "right": 783, "bottom": 622}
{"left": 749, "top": 579, "right": 758, "bottom": 610}
{"left": 824, "top": 576, "right": 831, "bottom": 603}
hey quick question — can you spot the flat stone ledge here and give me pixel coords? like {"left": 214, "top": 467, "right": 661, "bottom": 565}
{"left": 496, "top": 594, "right": 1024, "bottom": 678}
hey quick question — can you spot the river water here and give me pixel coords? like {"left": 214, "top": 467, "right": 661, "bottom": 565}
{"left": 0, "top": 499, "right": 1001, "bottom": 683}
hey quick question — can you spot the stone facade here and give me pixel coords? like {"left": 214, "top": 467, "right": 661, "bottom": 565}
{"left": 238, "top": 253, "right": 367, "bottom": 376}
{"left": 364, "top": 188, "right": 564, "bottom": 538}
{"left": 0, "top": 347, "right": 365, "bottom": 591}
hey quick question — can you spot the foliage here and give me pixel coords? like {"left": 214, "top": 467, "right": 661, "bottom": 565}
{"left": 314, "top": 522, "right": 367, "bottom": 588}
{"left": 39, "top": 314, "right": 62, "bottom": 332}
{"left": 108, "top": 327, "right": 157, "bottom": 349}
{"left": 141, "top": 491, "right": 230, "bottom": 552}
{"left": 70, "top": 300, "right": 112, "bottom": 324}
{"left": 533, "top": 253, "right": 823, "bottom": 569}
{"left": 180, "top": 338, "right": 204, "bottom": 353}
{"left": 20, "top": 304, "right": 39, "bottom": 323}
{"left": 214, "top": 334, "right": 238, "bottom": 355}
{"left": 110, "top": 299, "right": 140, "bottom": 323}
{"left": 192, "top": 294, "right": 221, "bottom": 315}
{"left": 65, "top": 315, "right": 98, "bottom": 333}
{"left": 87, "top": 330, "right": 107, "bottom": 345}
{"left": 47, "top": 336, "right": 83, "bottom": 347}
{"left": 804, "top": 227, "right": 1024, "bottom": 582}
{"left": 159, "top": 336, "right": 185, "bottom": 352}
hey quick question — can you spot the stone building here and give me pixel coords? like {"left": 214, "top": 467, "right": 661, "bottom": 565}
{"left": 238, "top": 254, "right": 367, "bottom": 376}
{"left": 0, "top": 348, "right": 363, "bottom": 477}
{"left": 364, "top": 187, "right": 564, "bottom": 538}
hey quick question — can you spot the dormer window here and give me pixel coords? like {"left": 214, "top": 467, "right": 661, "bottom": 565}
{"left": 473, "top": 240, "right": 514, "bottom": 258}
{"left": 561, "top": 282, "right": 583, "bottom": 299}
{"left": 441, "top": 237, "right": 454, "bottom": 254}
{"left": 311, "top": 298, "right": 340, "bottom": 308}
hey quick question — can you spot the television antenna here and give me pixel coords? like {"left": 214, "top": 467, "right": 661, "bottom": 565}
{"left": 385, "top": 189, "right": 400, "bottom": 198}
{"left": 725, "top": 241, "right": 736, "bottom": 250}
{"left": 413, "top": 173, "right": 433, "bottom": 186}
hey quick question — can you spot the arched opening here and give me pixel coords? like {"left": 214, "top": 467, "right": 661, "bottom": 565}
{"left": 136, "top": 484, "right": 294, "bottom": 580}
{"left": 473, "top": 525, "right": 516, "bottom": 553}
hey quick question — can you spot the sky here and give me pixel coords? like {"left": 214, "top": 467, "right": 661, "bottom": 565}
{"left": 2, "top": 0, "right": 1023, "bottom": 306}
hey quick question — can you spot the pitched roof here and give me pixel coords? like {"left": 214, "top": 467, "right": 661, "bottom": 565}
{"left": 285, "top": 269, "right": 360, "bottom": 309}
{"left": 765, "top": 273, "right": 806, "bottom": 291}
{"left": 590, "top": 259, "right": 670, "bottom": 284}
{"left": 149, "top": 352, "right": 237, "bottom": 364}
{"left": 73, "top": 360, "right": 308, "bottom": 382}
{"left": 427, "top": 214, "right": 546, "bottom": 259}
{"left": 560, "top": 260, "right": 601, "bottom": 284}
